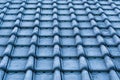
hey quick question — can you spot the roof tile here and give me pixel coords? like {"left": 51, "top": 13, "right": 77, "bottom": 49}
{"left": 0, "top": 0, "right": 120, "bottom": 80}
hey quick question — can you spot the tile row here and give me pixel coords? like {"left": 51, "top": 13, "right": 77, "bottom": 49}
{"left": 1, "top": 9, "right": 119, "bottom": 15}
{"left": 0, "top": 4, "right": 120, "bottom": 10}
{"left": 1, "top": 14, "right": 120, "bottom": 21}
{"left": 1, "top": 21, "right": 120, "bottom": 29}
{"left": 0, "top": 36, "right": 120, "bottom": 46}
{"left": 0, "top": 70, "right": 120, "bottom": 80}
{"left": 1, "top": 28, "right": 120, "bottom": 37}
{"left": 0, "top": 57, "right": 120, "bottom": 71}
{"left": 0, "top": 46, "right": 120, "bottom": 57}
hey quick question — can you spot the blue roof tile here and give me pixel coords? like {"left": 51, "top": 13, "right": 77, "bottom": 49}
{"left": 0, "top": 0, "right": 120, "bottom": 80}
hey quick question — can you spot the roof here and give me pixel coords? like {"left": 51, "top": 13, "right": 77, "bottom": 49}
{"left": 0, "top": 0, "right": 120, "bottom": 80}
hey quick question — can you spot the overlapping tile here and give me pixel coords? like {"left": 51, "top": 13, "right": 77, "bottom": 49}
{"left": 0, "top": 0, "right": 120, "bottom": 80}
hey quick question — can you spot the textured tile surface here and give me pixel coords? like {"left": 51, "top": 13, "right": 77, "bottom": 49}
{"left": 0, "top": 0, "right": 120, "bottom": 80}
